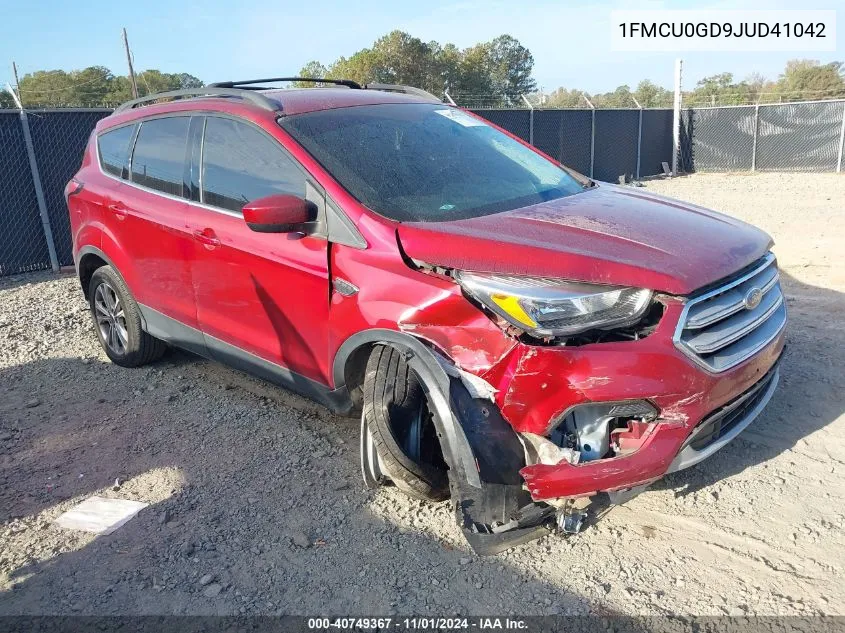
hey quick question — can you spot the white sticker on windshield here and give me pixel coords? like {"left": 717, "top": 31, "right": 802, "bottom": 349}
{"left": 435, "top": 109, "right": 487, "bottom": 127}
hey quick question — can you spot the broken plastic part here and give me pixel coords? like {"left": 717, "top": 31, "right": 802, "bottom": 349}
{"left": 548, "top": 400, "right": 659, "bottom": 461}
{"left": 490, "top": 503, "right": 556, "bottom": 534}
{"left": 519, "top": 432, "right": 580, "bottom": 467}
{"left": 606, "top": 482, "right": 651, "bottom": 505}
{"left": 434, "top": 353, "right": 498, "bottom": 401}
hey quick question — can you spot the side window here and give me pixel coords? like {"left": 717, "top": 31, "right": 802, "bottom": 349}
{"left": 130, "top": 117, "right": 190, "bottom": 197}
{"left": 201, "top": 117, "right": 306, "bottom": 213}
{"left": 98, "top": 125, "right": 135, "bottom": 178}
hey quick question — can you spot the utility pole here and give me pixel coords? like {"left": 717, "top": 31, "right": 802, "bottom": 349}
{"left": 122, "top": 28, "right": 139, "bottom": 99}
{"left": 672, "top": 58, "right": 683, "bottom": 176}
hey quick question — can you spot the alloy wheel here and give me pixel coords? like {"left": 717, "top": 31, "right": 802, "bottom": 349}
{"left": 94, "top": 282, "right": 128, "bottom": 355}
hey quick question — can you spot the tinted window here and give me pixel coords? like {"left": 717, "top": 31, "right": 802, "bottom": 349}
{"left": 279, "top": 103, "right": 586, "bottom": 222}
{"left": 202, "top": 117, "right": 305, "bottom": 213}
{"left": 130, "top": 117, "right": 190, "bottom": 196}
{"left": 98, "top": 125, "right": 135, "bottom": 178}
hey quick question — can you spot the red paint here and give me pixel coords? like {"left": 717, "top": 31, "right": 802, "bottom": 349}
{"left": 242, "top": 194, "right": 312, "bottom": 231}
{"left": 520, "top": 422, "right": 691, "bottom": 498}
{"left": 397, "top": 186, "right": 772, "bottom": 295}
{"left": 184, "top": 205, "right": 331, "bottom": 382}
{"left": 69, "top": 89, "right": 783, "bottom": 503}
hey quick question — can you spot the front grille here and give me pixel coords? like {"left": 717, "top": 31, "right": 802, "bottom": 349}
{"left": 686, "top": 364, "right": 778, "bottom": 451}
{"left": 674, "top": 253, "right": 786, "bottom": 372}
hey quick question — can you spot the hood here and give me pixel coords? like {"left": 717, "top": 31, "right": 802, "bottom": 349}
{"left": 396, "top": 184, "right": 772, "bottom": 295}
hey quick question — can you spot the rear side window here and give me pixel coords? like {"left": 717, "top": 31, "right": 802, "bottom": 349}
{"left": 130, "top": 117, "right": 190, "bottom": 197}
{"left": 98, "top": 125, "right": 135, "bottom": 178}
{"left": 201, "top": 117, "right": 305, "bottom": 213}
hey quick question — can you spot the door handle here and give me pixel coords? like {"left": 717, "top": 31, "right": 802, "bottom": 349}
{"left": 107, "top": 202, "right": 128, "bottom": 220}
{"left": 193, "top": 228, "right": 221, "bottom": 249}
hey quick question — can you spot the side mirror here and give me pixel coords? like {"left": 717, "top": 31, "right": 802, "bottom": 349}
{"left": 243, "top": 194, "right": 314, "bottom": 233}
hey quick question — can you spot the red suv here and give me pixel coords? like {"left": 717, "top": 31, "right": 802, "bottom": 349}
{"left": 67, "top": 78, "right": 786, "bottom": 554}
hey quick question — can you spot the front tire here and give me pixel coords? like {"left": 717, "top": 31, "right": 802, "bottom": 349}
{"left": 361, "top": 345, "right": 449, "bottom": 502}
{"left": 88, "top": 266, "right": 166, "bottom": 367}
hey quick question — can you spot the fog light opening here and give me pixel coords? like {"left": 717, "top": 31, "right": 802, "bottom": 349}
{"left": 550, "top": 400, "right": 658, "bottom": 462}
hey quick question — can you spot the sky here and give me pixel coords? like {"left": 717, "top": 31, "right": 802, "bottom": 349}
{"left": 0, "top": 0, "right": 842, "bottom": 95}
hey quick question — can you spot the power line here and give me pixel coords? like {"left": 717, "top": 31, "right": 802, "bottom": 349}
{"left": 16, "top": 70, "right": 112, "bottom": 94}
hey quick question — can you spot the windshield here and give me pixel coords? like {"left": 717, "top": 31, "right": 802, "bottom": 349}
{"left": 278, "top": 103, "right": 587, "bottom": 222}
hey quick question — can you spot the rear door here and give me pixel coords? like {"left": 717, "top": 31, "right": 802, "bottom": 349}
{"left": 85, "top": 123, "right": 137, "bottom": 245}
{"left": 186, "top": 115, "right": 331, "bottom": 384}
{"left": 115, "top": 115, "right": 200, "bottom": 335}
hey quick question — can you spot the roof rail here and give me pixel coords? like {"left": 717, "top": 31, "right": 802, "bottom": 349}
{"left": 113, "top": 87, "right": 279, "bottom": 114}
{"left": 209, "top": 77, "right": 362, "bottom": 90}
{"left": 362, "top": 83, "right": 441, "bottom": 102}
{"left": 207, "top": 77, "right": 442, "bottom": 102}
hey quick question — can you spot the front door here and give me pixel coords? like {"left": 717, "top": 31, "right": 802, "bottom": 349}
{"left": 186, "top": 115, "right": 331, "bottom": 386}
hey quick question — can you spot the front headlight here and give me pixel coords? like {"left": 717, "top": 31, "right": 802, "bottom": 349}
{"left": 455, "top": 272, "right": 652, "bottom": 338}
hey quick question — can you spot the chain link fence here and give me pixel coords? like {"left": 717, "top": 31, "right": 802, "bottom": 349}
{"left": 531, "top": 110, "right": 593, "bottom": 176}
{"left": 757, "top": 101, "right": 845, "bottom": 172}
{"left": 471, "top": 107, "right": 672, "bottom": 181}
{"left": 1, "top": 99, "right": 843, "bottom": 278}
{"left": 468, "top": 109, "right": 531, "bottom": 142}
{"left": 0, "top": 108, "right": 110, "bottom": 276}
{"left": 27, "top": 110, "right": 112, "bottom": 265}
{"left": 679, "top": 99, "right": 845, "bottom": 173}
{"left": 0, "top": 111, "right": 51, "bottom": 276}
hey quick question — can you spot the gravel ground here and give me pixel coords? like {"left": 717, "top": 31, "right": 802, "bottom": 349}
{"left": 0, "top": 172, "right": 843, "bottom": 616}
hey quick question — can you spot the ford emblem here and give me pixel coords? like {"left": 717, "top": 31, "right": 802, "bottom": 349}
{"left": 743, "top": 287, "right": 763, "bottom": 310}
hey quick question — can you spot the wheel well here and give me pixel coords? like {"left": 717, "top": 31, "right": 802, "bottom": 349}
{"left": 340, "top": 337, "right": 454, "bottom": 413}
{"left": 78, "top": 253, "right": 108, "bottom": 300}
{"left": 343, "top": 343, "right": 375, "bottom": 412}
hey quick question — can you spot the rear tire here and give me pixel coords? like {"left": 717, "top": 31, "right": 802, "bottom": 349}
{"left": 88, "top": 266, "right": 166, "bottom": 368}
{"left": 362, "top": 345, "right": 449, "bottom": 502}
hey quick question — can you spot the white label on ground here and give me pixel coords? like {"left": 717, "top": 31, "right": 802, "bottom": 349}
{"left": 54, "top": 496, "right": 149, "bottom": 535}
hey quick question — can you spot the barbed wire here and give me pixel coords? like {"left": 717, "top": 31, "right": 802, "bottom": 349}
{"left": 5, "top": 79, "right": 844, "bottom": 110}
{"left": 684, "top": 88, "right": 845, "bottom": 107}
{"left": 456, "top": 88, "right": 845, "bottom": 109}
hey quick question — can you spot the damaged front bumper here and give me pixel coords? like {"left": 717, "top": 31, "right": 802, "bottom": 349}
{"left": 520, "top": 362, "right": 779, "bottom": 500}
{"left": 475, "top": 297, "right": 786, "bottom": 505}
{"left": 449, "top": 356, "right": 783, "bottom": 553}
{"left": 364, "top": 290, "right": 785, "bottom": 554}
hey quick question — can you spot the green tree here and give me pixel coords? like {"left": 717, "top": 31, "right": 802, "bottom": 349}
{"left": 330, "top": 50, "right": 381, "bottom": 87}
{"left": 0, "top": 88, "right": 16, "bottom": 108}
{"left": 486, "top": 35, "right": 536, "bottom": 97}
{"left": 105, "top": 75, "right": 134, "bottom": 104}
{"left": 370, "top": 31, "right": 435, "bottom": 88}
{"left": 744, "top": 72, "right": 770, "bottom": 103}
{"left": 593, "top": 84, "right": 635, "bottom": 108}
{"left": 328, "top": 30, "right": 446, "bottom": 92}
{"left": 16, "top": 66, "right": 205, "bottom": 107}
{"left": 175, "top": 73, "right": 203, "bottom": 89}
{"left": 135, "top": 70, "right": 182, "bottom": 95}
{"left": 69, "top": 66, "right": 113, "bottom": 107}
{"left": 543, "top": 87, "right": 584, "bottom": 108}
{"left": 687, "top": 72, "right": 755, "bottom": 106}
{"left": 18, "top": 69, "right": 75, "bottom": 107}
{"left": 634, "top": 79, "right": 672, "bottom": 108}
{"left": 294, "top": 61, "right": 331, "bottom": 87}
{"left": 776, "top": 59, "right": 845, "bottom": 101}
{"left": 302, "top": 30, "right": 535, "bottom": 104}
{"left": 433, "top": 43, "right": 461, "bottom": 95}
{"left": 454, "top": 43, "right": 493, "bottom": 97}
{"left": 107, "top": 70, "right": 204, "bottom": 104}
